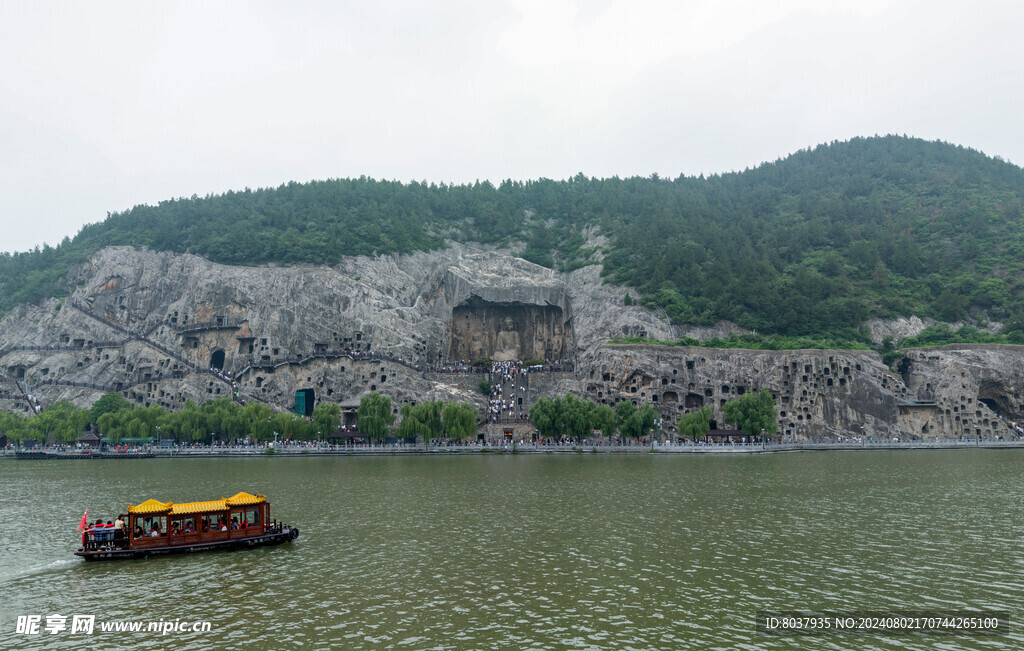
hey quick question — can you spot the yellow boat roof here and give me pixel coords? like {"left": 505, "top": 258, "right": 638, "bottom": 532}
{"left": 128, "top": 499, "right": 172, "bottom": 514}
{"left": 170, "top": 500, "right": 227, "bottom": 515}
{"left": 225, "top": 492, "right": 266, "bottom": 506}
{"left": 129, "top": 492, "right": 266, "bottom": 515}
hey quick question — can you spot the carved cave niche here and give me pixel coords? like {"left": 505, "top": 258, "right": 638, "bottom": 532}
{"left": 210, "top": 350, "right": 225, "bottom": 370}
{"left": 447, "top": 296, "right": 573, "bottom": 362}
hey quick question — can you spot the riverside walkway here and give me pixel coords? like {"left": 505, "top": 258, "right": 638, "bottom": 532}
{"left": 5, "top": 438, "right": 1024, "bottom": 458}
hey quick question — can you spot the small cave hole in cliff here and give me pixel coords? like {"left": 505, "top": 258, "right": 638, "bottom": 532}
{"left": 896, "top": 356, "right": 912, "bottom": 384}
{"left": 210, "top": 350, "right": 225, "bottom": 371}
{"left": 448, "top": 297, "right": 573, "bottom": 362}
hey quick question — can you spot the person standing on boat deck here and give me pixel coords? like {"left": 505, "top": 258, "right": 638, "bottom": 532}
{"left": 113, "top": 517, "right": 125, "bottom": 547}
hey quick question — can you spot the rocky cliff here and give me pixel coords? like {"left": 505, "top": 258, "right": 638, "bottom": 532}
{"left": 1, "top": 245, "right": 1022, "bottom": 441}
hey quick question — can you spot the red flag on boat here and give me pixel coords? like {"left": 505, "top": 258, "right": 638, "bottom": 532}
{"left": 77, "top": 510, "right": 88, "bottom": 531}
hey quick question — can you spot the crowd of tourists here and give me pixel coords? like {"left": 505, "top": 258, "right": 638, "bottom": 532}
{"left": 235, "top": 348, "right": 427, "bottom": 374}
{"left": 487, "top": 360, "right": 529, "bottom": 422}
{"left": 432, "top": 359, "right": 487, "bottom": 373}
{"left": 205, "top": 366, "right": 246, "bottom": 404}
{"left": 487, "top": 392, "right": 525, "bottom": 421}
{"left": 430, "top": 358, "right": 573, "bottom": 374}
{"left": 1001, "top": 415, "right": 1024, "bottom": 438}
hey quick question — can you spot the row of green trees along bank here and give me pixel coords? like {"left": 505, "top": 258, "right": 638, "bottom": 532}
{"left": 529, "top": 389, "right": 778, "bottom": 442}
{"left": 354, "top": 393, "right": 478, "bottom": 443}
{"left": 0, "top": 391, "right": 480, "bottom": 446}
{"left": 0, "top": 388, "right": 779, "bottom": 446}
{"left": 0, "top": 394, "right": 341, "bottom": 445}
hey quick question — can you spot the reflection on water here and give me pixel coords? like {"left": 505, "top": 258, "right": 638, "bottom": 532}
{"left": 2, "top": 451, "right": 1023, "bottom": 649}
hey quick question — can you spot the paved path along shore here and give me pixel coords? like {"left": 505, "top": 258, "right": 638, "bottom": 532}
{"left": 5, "top": 439, "right": 1024, "bottom": 459}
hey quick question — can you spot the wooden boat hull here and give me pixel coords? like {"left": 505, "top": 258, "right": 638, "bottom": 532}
{"left": 75, "top": 526, "right": 299, "bottom": 561}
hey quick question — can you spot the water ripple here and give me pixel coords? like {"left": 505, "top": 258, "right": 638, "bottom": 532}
{"left": 2, "top": 452, "right": 1024, "bottom": 649}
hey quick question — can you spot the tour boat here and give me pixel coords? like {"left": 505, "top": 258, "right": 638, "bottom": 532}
{"left": 75, "top": 492, "right": 299, "bottom": 561}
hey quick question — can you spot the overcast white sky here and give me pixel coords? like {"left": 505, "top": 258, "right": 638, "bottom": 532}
{"left": 1, "top": 0, "right": 1022, "bottom": 254}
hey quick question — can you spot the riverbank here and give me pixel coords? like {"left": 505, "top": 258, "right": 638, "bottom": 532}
{"left": 4, "top": 438, "right": 1024, "bottom": 458}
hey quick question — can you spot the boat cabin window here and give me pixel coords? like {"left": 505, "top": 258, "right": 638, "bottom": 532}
{"left": 141, "top": 516, "right": 167, "bottom": 537}
{"left": 245, "top": 509, "right": 261, "bottom": 526}
{"left": 169, "top": 517, "right": 195, "bottom": 535}
{"left": 202, "top": 514, "right": 227, "bottom": 532}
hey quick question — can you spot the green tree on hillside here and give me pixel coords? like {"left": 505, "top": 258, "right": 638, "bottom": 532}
{"left": 3, "top": 135, "right": 1024, "bottom": 344}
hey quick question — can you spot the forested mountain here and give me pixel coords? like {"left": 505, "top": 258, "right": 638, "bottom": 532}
{"left": 3, "top": 135, "right": 1023, "bottom": 342}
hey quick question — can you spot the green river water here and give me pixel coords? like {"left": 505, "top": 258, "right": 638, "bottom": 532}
{"left": 2, "top": 451, "right": 1023, "bottom": 649}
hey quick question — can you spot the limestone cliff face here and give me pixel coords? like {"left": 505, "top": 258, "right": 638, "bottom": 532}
{"left": 572, "top": 346, "right": 904, "bottom": 439}
{"left": 0, "top": 244, "right": 671, "bottom": 417}
{"left": 896, "top": 345, "right": 1024, "bottom": 439}
{"left": 1, "top": 245, "right": 1023, "bottom": 441}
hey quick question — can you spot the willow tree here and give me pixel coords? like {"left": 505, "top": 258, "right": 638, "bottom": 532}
{"left": 90, "top": 391, "right": 132, "bottom": 425}
{"left": 442, "top": 402, "right": 477, "bottom": 442}
{"left": 0, "top": 411, "right": 26, "bottom": 444}
{"left": 593, "top": 404, "right": 616, "bottom": 441}
{"left": 616, "top": 401, "right": 658, "bottom": 443}
{"left": 397, "top": 404, "right": 430, "bottom": 446}
{"left": 244, "top": 402, "right": 275, "bottom": 441}
{"left": 530, "top": 397, "right": 561, "bottom": 439}
{"left": 312, "top": 402, "right": 341, "bottom": 441}
{"left": 722, "top": 388, "right": 778, "bottom": 439}
{"left": 677, "top": 406, "right": 712, "bottom": 442}
{"left": 358, "top": 392, "right": 395, "bottom": 442}
{"left": 30, "top": 401, "right": 89, "bottom": 443}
